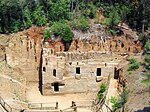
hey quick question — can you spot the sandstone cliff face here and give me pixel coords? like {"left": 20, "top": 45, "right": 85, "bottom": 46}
{"left": 5, "top": 27, "right": 43, "bottom": 82}
{"left": 0, "top": 42, "right": 26, "bottom": 100}
{"left": 0, "top": 25, "right": 143, "bottom": 99}
{"left": 0, "top": 45, "right": 6, "bottom": 62}
{"left": 45, "top": 35, "right": 142, "bottom": 54}
{"left": 0, "top": 61, "right": 27, "bottom": 101}
{"left": 0, "top": 26, "right": 44, "bottom": 101}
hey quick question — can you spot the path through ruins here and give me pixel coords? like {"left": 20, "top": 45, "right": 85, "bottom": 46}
{"left": 26, "top": 82, "right": 97, "bottom": 111}
{"left": 102, "top": 78, "right": 119, "bottom": 111}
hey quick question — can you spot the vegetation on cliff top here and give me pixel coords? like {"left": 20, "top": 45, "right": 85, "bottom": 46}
{"left": 0, "top": 0, "right": 149, "bottom": 35}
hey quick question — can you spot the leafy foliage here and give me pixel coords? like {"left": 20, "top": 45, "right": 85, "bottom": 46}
{"left": 110, "top": 86, "right": 128, "bottom": 112}
{"left": 10, "top": 20, "right": 23, "bottom": 33}
{"left": 43, "top": 29, "right": 51, "bottom": 39}
{"left": 49, "top": 0, "right": 70, "bottom": 21}
{"left": 50, "top": 22, "right": 74, "bottom": 42}
{"left": 24, "top": 7, "right": 33, "bottom": 28}
{"left": 0, "top": 0, "right": 149, "bottom": 34}
{"left": 128, "top": 58, "right": 140, "bottom": 71}
{"left": 98, "top": 83, "right": 107, "bottom": 101}
{"left": 33, "top": 6, "right": 48, "bottom": 27}
{"left": 71, "top": 16, "right": 90, "bottom": 32}
{"left": 141, "top": 40, "right": 150, "bottom": 87}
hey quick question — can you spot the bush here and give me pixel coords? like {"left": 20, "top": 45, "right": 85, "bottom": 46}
{"left": 128, "top": 72, "right": 132, "bottom": 75}
{"left": 110, "top": 87, "right": 128, "bottom": 111}
{"left": 129, "top": 58, "right": 137, "bottom": 64}
{"left": 100, "top": 83, "right": 107, "bottom": 93}
{"left": 43, "top": 29, "right": 51, "bottom": 39}
{"left": 50, "top": 22, "right": 74, "bottom": 42}
{"left": 98, "top": 93, "right": 104, "bottom": 101}
{"left": 110, "top": 96, "right": 122, "bottom": 109}
{"left": 141, "top": 40, "right": 150, "bottom": 88}
{"left": 128, "top": 62, "right": 139, "bottom": 71}
{"left": 71, "top": 16, "right": 90, "bottom": 32}
{"left": 98, "top": 83, "right": 107, "bottom": 101}
{"left": 144, "top": 40, "right": 150, "bottom": 54}
{"left": 24, "top": 7, "right": 32, "bottom": 28}
{"left": 128, "top": 58, "right": 139, "bottom": 71}
{"left": 81, "top": 3, "right": 97, "bottom": 19}
{"left": 141, "top": 72, "right": 150, "bottom": 87}
{"left": 11, "top": 20, "right": 23, "bottom": 32}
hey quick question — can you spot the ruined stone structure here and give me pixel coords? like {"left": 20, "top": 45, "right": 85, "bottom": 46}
{"left": 42, "top": 48, "right": 128, "bottom": 95}
{"left": 0, "top": 26, "right": 142, "bottom": 98}
{"left": 5, "top": 27, "right": 43, "bottom": 82}
{"left": 42, "top": 33, "right": 142, "bottom": 95}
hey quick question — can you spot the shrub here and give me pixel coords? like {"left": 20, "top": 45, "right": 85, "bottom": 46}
{"left": 98, "top": 83, "right": 107, "bottom": 101}
{"left": 110, "top": 87, "right": 128, "bottom": 111}
{"left": 128, "top": 62, "right": 139, "bottom": 71}
{"left": 141, "top": 72, "right": 150, "bottom": 87}
{"left": 100, "top": 83, "right": 107, "bottom": 93}
{"left": 11, "top": 20, "right": 23, "bottom": 33}
{"left": 110, "top": 96, "right": 122, "bottom": 109}
{"left": 128, "top": 58, "right": 139, "bottom": 71}
{"left": 144, "top": 40, "right": 150, "bottom": 54}
{"left": 143, "top": 55, "right": 150, "bottom": 71}
{"left": 128, "top": 72, "right": 132, "bottom": 75}
{"left": 50, "top": 22, "right": 74, "bottom": 42}
{"left": 71, "top": 16, "right": 90, "bottom": 32}
{"left": 81, "top": 3, "right": 97, "bottom": 19}
{"left": 43, "top": 29, "right": 51, "bottom": 39}
{"left": 129, "top": 58, "right": 137, "bottom": 64}
{"left": 24, "top": 7, "right": 32, "bottom": 28}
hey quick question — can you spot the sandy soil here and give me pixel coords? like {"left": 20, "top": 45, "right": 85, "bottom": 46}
{"left": 26, "top": 82, "right": 97, "bottom": 111}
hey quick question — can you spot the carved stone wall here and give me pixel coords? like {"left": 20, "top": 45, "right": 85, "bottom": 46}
{"left": 42, "top": 48, "right": 127, "bottom": 95}
{"left": 44, "top": 36, "right": 142, "bottom": 54}
{"left": 5, "top": 27, "right": 43, "bottom": 82}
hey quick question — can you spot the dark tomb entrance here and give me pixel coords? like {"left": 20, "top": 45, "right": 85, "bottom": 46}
{"left": 43, "top": 67, "right": 46, "bottom": 72}
{"left": 54, "top": 82, "right": 59, "bottom": 92}
{"left": 53, "top": 69, "right": 56, "bottom": 77}
{"left": 76, "top": 67, "right": 80, "bottom": 74}
{"left": 114, "top": 67, "right": 119, "bottom": 79}
{"left": 97, "top": 68, "right": 101, "bottom": 76}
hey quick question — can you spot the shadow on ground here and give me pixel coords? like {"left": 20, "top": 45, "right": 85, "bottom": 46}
{"left": 134, "top": 107, "right": 150, "bottom": 112}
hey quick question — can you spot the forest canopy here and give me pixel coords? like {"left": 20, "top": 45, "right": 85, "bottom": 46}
{"left": 0, "top": 0, "right": 149, "bottom": 33}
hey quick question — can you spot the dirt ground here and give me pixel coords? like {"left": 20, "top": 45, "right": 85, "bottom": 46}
{"left": 124, "top": 54, "right": 150, "bottom": 112}
{"left": 26, "top": 82, "right": 97, "bottom": 111}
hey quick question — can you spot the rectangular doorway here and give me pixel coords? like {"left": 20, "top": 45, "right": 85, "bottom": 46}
{"left": 114, "top": 67, "right": 119, "bottom": 79}
{"left": 76, "top": 67, "right": 80, "bottom": 74}
{"left": 97, "top": 68, "right": 101, "bottom": 76}
{"left": 54, "top": 83, "right": 59, "bottom": 92}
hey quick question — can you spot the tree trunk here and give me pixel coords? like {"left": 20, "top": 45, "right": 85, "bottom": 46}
{"left": 142, "top": 1, "right": 145, "bottom": 34}
{"left": 21, "top": 7, "right": 26, "bottom": 28}
{"left": 0, "top": 13, "right": 5, "bottom": 33}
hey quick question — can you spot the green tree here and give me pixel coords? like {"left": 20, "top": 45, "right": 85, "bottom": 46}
{"left": 128, "top": 58, "right": 140, "bottom": 71}
{"left": 49, "top": 0, "right": 70, "bottom": 21}
{"left": 50, "top": 22, "right": 74, "bottom": 42}
{"left": 127, "top": 0, "right": 150, "bottom": 32}
{"left": 44, "top": 28, "right": 51, "bottom": 40}
{"left": 141, "top": 40, "right": 150, "bottom": 89}
{"left": 71, "top": 16, "right": 90, "bottom": 32}
{"left": 33, "top": 6, "right": 48, "bottom": 26}
{"left": 24, "top": 7, "right": 33, "bottom": 28}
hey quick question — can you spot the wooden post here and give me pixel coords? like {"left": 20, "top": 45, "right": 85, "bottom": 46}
{"left": 72, "top": 101, "right": 77, "bottom": 112}
{"left": 55, "top": 102, "right": 58, "bottom": 109}
{"left": 28, "top": 104, "right": 30, "bottom": 109}
{"left": 10, "top": 107, "right": 13, "bottom": 112}
{"left": 41, "top": 103, "right": 42, "bottom": 110}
